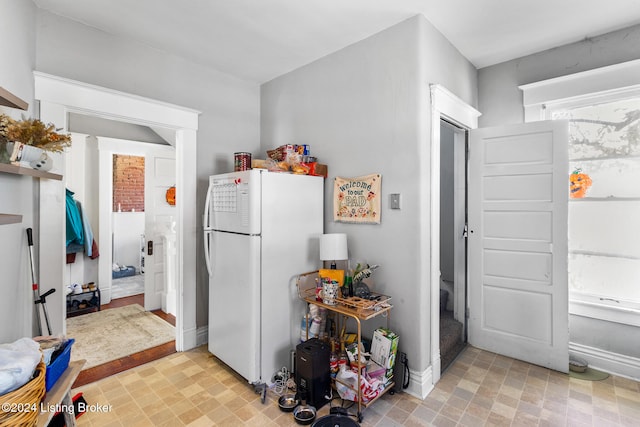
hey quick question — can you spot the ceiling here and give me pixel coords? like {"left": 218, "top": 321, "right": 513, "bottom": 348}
{"left": 34, "top": 0, "right": 640, "bottom": 83}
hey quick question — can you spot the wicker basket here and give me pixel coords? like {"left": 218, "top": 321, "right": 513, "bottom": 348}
{"left": 0, "top": 360, "right": 46, "bottom": 427}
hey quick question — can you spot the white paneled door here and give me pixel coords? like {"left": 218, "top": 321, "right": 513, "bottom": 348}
{"left": 144, "top": 148, "right": 176, "bottom": 311}
{"left": 468, "top": 120, "right": 569, "bottom": 372}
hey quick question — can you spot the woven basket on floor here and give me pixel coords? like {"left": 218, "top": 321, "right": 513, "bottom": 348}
{"left": 0, "top": 360, "right": 46, "bottom": 427}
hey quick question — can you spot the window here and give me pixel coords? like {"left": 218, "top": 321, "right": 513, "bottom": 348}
{"left": 549, "top": 97, "right": 640, "bottom": 305}
{"left": 520, "top": 60, "right": 640, "bottom": 325}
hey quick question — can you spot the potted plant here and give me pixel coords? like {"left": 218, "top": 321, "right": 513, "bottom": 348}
{"left": 351, "top": 263, "right": 379, "bottom": 298}
{"left": 0, "top": 114, "right": 71, "bottom": 170}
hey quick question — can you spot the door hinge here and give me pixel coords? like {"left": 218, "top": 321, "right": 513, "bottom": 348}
{"left": 462, "top": 224, "right": 469, "bottom": 239}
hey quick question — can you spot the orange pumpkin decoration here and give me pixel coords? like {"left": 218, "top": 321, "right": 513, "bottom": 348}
{"left": 569, "top": 169, "right": 592, "bottom": 199}
{"left": 165, "top": 186, "right": 176, "bottom": 205}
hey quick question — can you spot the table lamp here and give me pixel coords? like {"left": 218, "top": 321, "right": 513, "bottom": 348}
{"left": 319, "top": 233, "right": 348, "bottom": 269}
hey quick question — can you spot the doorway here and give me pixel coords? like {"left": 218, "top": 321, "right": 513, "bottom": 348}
{"left": 35, "top": 72, "right": 200, "bottom": 351}
{"left": 95, "top": 136, "right": 176, "bottom": 310}
{"left": 111, "top": 153, "right": 145, "bottom": 301}
{"left": 62, "top": 132, "right": 178, "bottom": 371}
{"left": 439, "top": 119, "right": 468, "bottom": 372}
{"left": 428, "top": 84, "right": 480, "bottom": 388}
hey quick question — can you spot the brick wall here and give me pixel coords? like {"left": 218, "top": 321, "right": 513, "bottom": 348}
{"left": 113, "top": 154, "right": 145, "bottom": 212}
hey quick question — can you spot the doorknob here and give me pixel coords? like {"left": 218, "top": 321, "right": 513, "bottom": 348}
{"left": 148, "top": 240, "right": 153, "bottom": 256}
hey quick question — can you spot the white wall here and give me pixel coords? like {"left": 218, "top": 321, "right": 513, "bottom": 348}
{"left": 261, "top": 15, "right": 477, "bottom": 379}
{"left": 0, "top": 0, "right": 37, "bottom": 342}
{"left": 35, "top": 9, "right": 261, "bottom": 329}
{"left": 113, "top": 212, "right": 144, "bottom": 271}
{"left": 64, "top": 133, "right": 99, "bottom": 288}
{"left": 478, "top": 23, "right": 640, "bottom": 378}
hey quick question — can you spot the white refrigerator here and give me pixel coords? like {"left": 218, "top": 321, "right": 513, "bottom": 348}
{"left": 204, "top": 169, "right": 324, "bottom": 385}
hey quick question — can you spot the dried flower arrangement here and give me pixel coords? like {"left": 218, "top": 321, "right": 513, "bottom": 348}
{"left": 0, "top": 114, "right": 71, "bottom": 153}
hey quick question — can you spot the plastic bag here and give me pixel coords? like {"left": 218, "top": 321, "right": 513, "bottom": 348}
{"left": 265, "top": 158, "right": 289, "bottom": 172}
{"left": 335, "top": 365, "right": 382, "bottom": 403}
{"left": 0, "top": 338, "right": 42, "bottom": 395}
{"left": 335, "top": 366, "right": 359, "bottom": 401}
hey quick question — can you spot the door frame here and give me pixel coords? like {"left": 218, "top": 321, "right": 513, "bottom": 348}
{"left": 429, "top": 84, "right": 480, "bottom": 385}
{"left": 35, "top": 72, "right": 200, "bottom": 351}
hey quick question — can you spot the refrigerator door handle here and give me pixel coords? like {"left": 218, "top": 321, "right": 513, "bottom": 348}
{"left": 204, "top": 181, "right": 213, "bottom": 230}
{"left": 204, "top": 181, "right": 214, "bottom": 276}
{"left": 204, "top": 230, "right": 213, "bottom": 276}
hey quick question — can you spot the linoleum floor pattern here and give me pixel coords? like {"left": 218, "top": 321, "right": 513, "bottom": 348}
{"left": 73, "top": 346, "right": 640, "bottom": 427}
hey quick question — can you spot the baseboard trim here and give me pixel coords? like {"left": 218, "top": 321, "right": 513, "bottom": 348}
{"left": 570, "top": 342, "right": 640, "bottom": 381}
{"left": 404, "top": 365, "right": 434, "bottom": 400}
{"left": 196, "top": 326, "right": 208, "bottom": 347}
{"left": 181, "top": 326, "right": 199, "bottom": 351}
{"left": 101, "top": 286, "right": 111, "bottom": 305}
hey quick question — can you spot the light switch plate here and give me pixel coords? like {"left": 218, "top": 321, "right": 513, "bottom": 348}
{"left": 390, "top": 193, "right": 401, "bottom": 209}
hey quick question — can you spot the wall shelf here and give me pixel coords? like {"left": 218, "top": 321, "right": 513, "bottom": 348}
{"left": 0, "top": 158, "right": 62, "bottom": 226}
{"left": 0, "top": 214, "right": 22, "bottom": 225}
{"left": 0, "top": 86, "right": 28, "bottom": 110}
{"left": 0, "top": 162, "right": 62, "bottom": 180}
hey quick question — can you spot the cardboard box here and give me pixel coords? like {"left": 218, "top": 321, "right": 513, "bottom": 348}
{"left": 370, "top": 328, "right": 398, "bottom": 385}
{"left": 365, "top": 359, "right": 386, "bottom": 380}
{"left": 251, "top": 159, "right": 268, "bottom": 169}
{"left": 251, "top": 158, "right": 327, "bottom": 177}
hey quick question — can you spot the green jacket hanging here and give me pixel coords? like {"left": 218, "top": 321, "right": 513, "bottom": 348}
{"left": 66, "top": 188, "right": 84, "bottom": 247}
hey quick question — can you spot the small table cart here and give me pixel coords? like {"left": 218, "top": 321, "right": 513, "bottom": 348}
{"left": 296, "top": 271, "right": 394, "bottom": 422}
{"left": 37, "top": 360, "right": 86, "bottom": 427}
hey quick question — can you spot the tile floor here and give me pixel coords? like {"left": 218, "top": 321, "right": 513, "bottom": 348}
{"left": 72, "top": 346, "right": 640, "bottom": 426}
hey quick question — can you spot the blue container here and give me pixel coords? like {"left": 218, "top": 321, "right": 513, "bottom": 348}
{"left": 45, "top": 338, "right": 74, "bottom": 392}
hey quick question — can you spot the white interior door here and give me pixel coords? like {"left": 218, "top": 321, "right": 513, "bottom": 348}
{"left": 468, "top": 120, "right": 569, "bottom": 372}
{"left": 144, "top": 148, "right": 176, "bottom": 311}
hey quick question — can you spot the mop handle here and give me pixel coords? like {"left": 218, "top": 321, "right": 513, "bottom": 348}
{"left": 26, "top": 228, "right": 43, "bottom": 336}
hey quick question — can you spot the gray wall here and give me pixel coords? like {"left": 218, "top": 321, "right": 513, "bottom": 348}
{"left": 478, "top": 24, "right": 640, "bottom": 367}
{"left": 32, "top": 9, "right": 261, "bottom": 330}
{"left": 478, "top": 24, "right": 640, "bottom": 127}
{"left": 261, "top": 15, "right": 477, "bottom": 373}
{"left": 0, "top": 0, "right": 38, "bottom": 342}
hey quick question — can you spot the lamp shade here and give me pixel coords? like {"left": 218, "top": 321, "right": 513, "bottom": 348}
{"left": 319, "top": 233, "right": 348, "bottom": 261}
